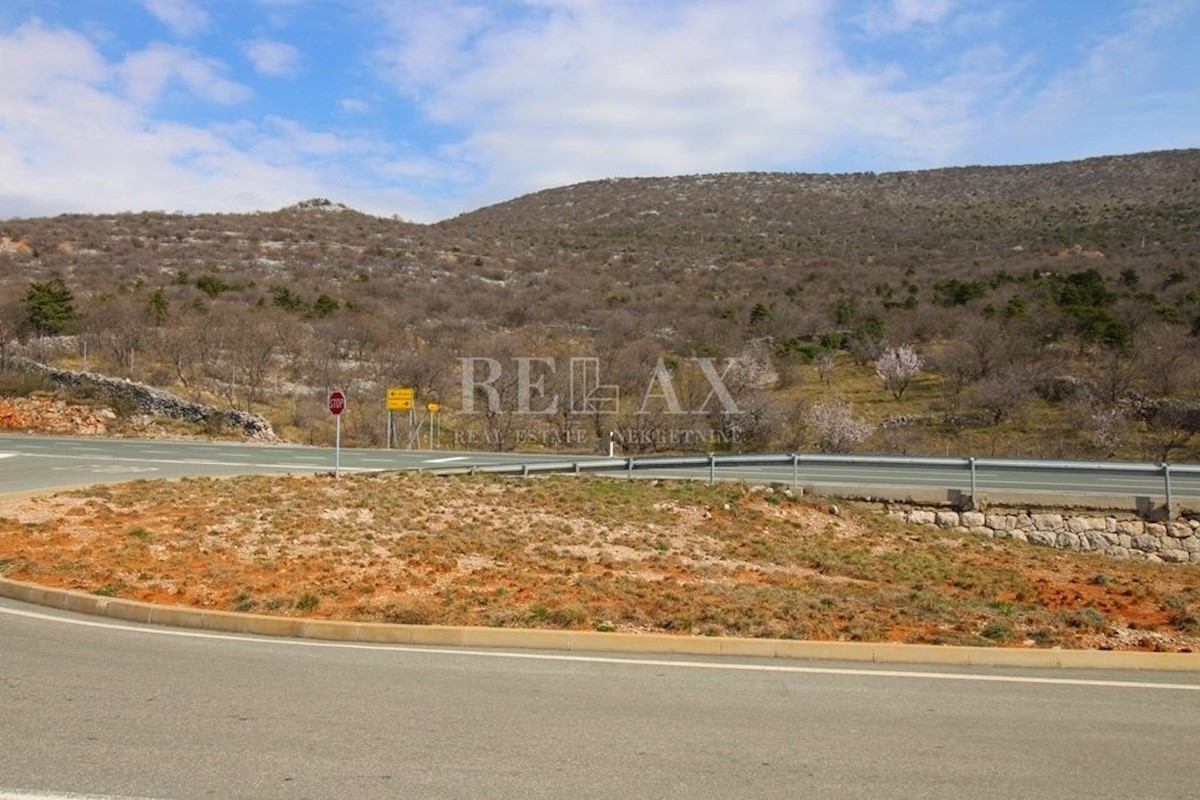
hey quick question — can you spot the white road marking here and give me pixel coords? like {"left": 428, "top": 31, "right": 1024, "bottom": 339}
{"left": 10, "top": 452, "right": 378, "bottom": 473}
{"left": 0, "top": 453, "right": 17, "bottom": 459}
{"left": 1, "top": 604, "right": 1196, "bottom": 692}
{"left": 0, "top": 792, "right": 162, "bottom": 800}
{"left": 425, "top": 456, "right": 470, "bottom": 463}
{"left": 50, "top": 465, "right": 160, "bottom": 474}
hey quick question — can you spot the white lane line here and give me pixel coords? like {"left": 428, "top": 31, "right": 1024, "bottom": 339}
{"left": 1, "top": 605, "right": 1196, "bottom": 692}
{"left": 425, "top": 456, "right": 470, "bottom": 463}
{"left": 0, "top": 794, "right": 148, "bottom": 800}
{"left": 10, "top": 452, "right": 378, "bottom": 473}
{"left": 0, "top": 453, "right": 17, "bottom": 460}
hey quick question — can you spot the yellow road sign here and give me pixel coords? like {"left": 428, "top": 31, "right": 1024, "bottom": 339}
{"left": 387, "top": 386, "right": 415, "bottom": 411}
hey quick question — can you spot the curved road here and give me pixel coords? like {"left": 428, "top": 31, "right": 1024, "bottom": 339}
{"left": 2, "top": 434, "right": 1197, "bottom": 502}
{"left": 2, "top": 598, "right": 1198, "bottom": 800}
{"left": 0, "top": 433, "right": 579, "bottom": 494}
{"left": 3, "top": 433, "right": 1200, "bottom": 797}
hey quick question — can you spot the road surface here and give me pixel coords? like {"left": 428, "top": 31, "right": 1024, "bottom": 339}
{"left": 2, "top": 434, "right": 1197, "bottom": 501}
{"left": 0, "top": 434, "right": 580, "bottom": 493}
{"left": 2, "top": 598, "right": 1198, "bottom": 800}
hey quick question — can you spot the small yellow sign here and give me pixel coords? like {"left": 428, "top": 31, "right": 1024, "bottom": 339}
{"left": 426, "top": 402, "right": 440, "bottom": 413}
{"left": 387, "top": 386, "right": 415, "bottom": 411}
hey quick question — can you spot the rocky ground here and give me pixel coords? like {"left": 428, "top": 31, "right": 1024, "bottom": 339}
{"left": 0, "top": 394, "right": 229, "bottom": 439}
{"left": 0, "top": 395, "right": 118, "bottom": 435}
{"left": 2, "top": 469, "right": 1198, "bottom": 652}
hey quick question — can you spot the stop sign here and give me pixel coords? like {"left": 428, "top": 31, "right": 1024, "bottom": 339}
{"left": 328, "top": 390, "right": 346, "bottom": 415}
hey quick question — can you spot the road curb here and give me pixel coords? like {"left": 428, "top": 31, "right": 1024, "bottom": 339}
{"left": 4, "top": 576, "right": 1199, "bottom": 671}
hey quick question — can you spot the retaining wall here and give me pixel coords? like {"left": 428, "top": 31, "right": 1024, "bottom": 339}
{"left": 10, "top": 357, "right": 276, "bottom": 440}
{"left": 887, "top": 505, "right": 1200, "bottom": 563}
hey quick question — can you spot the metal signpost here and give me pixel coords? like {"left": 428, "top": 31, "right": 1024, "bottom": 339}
{"left": 386, "top": 386, "right": 415, "bottom": 448}
{"left": 328, "top": 389, "right": 346, "bottom": 477}
{"left": 426, "top": 402, "right": 440, "bottom": 449}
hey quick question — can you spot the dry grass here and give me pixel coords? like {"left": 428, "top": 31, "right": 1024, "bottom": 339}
{"left": 1, "top": 473, "right": 1198, "bottom": 651}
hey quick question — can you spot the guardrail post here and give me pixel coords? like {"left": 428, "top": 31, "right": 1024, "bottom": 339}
{"left": 708, "top": 453, "right": 716, "bottom": 485}
{"left": 791, "top": 453, "right": 799, "bottom": 489}
{"left": 522, "top": 464, "right": 530, "bottom": 478}
{"left": 1163, "top": 462, "right": 1174, "bottom": 523}
{"left": 968, "top": 457, "right": 977, "bottom": 510}
{"left": 627, "top": 458, "right": 634, "bottom": 479}
{"left": 574, "top": 462, "right": 581, "bottom": 476}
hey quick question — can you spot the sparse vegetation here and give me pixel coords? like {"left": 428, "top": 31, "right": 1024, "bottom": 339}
{"left": 0, "top": 151, "right": 1197, "bottom": 460}
{"left": 1, "top": 472, "right": 1198, "bottom": 652}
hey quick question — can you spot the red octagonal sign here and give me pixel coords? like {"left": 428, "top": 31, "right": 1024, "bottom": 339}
{"left": 328, "top": 390, "right": 346, "bottom": 416}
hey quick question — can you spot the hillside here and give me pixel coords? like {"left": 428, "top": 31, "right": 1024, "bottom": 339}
{"left": 1, "top": 150, "right": 1198, "bottom": 459}
{"left": 441, "top": 150, "right": 1199, "bottom": 255}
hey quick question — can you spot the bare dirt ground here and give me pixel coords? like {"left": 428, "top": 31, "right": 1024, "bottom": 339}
{"left": 0, "top": 395, "right": 214, "bottom": 439}
{"left": 2, "top": 469, "right": 1198, "bottom": 652}
{"left": 3, "top": 394, "right": 1199, "bottom": 652}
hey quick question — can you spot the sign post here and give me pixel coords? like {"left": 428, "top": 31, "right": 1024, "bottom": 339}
{"left": 386, "top": 387, "right": 415, "bottom": 449}
{"left": 328, "top": 390, "right": 346, "bottom": 477}
{"left": 426, "top": 402, "right": 440, "bottom": 449}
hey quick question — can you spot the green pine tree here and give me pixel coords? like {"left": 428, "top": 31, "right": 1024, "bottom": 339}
{"left": 24, "top": 278, "right": 76, "bottom": 336}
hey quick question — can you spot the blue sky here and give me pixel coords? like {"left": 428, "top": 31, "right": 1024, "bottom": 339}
{"left": 1, "top": 0, "right": 1197, "bottom": 222}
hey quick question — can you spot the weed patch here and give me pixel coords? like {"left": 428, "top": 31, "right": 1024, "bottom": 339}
{"left": 1, "top": 473, "right": 1197, "bottom": 651}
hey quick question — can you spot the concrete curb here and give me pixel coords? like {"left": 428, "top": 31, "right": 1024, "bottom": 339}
{"left": 3, "top": 576, "right": 1199, "bottom": 671}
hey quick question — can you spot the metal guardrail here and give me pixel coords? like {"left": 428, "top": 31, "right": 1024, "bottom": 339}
{"left": 422, "top": 452, "right": 1200, "bottom": 516}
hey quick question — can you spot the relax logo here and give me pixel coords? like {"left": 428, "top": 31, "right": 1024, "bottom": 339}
{"left": 459, "top": 357, "right": 742, "bottom": 416}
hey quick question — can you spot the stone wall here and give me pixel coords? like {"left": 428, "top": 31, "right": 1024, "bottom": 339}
{"left": 10, "top": 357, "right": 277, "bottom": 441}
{"left": 888, "top": 506, "right": 1200, "bottom": 563}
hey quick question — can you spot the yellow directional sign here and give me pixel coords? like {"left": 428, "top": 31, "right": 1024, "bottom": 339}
{"left": 387, "top": 386, "right": 415, "bottom": 411}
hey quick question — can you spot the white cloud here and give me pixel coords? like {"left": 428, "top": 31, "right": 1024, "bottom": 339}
{"left": 2, "top": 2, "right": 1195, "bottom": 224}
{"left": 375, "top": 1, "right": 493, "bottom": 92}
{"left": 0, "top": 23, "right": 430, "bottom": 220}
{"left": 967, "top": 1, "right": 1200, "bottom": 163}
{"left": 258, "top": 117, "right": 373, "bottom": 159}
{"left": 245, "top": 38, "right": 301, "bottom": 77}
{"left": 0, "top": 21, "right": 108, "bottom": 90}
{"left": 143, "top": 0, "right": 210, "bottom": 37}
{"left": 338, "top": 98, "right": 371, "bottom": 113}
{"left": 119, "top": 43, "right": 253, "bottom": 105}
{"left": 371, "top": 0, "right": 985, "bottom": 202}
{"left": 877, "top": 0, "right": 957, "bottom": 31}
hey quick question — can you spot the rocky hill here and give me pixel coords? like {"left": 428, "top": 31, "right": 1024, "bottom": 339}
{"left": 439, "top": 149, "right": 1199, "bottom": 256}
{"left": 1, "top": 150, "right": 1197, "bottom": 458}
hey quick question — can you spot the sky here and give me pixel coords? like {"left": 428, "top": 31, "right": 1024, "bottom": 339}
{"left": 1, "top": 0, "right": 1198, "bottom": 223}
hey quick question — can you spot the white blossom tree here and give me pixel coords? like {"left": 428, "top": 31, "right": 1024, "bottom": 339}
{"left": 875, "top": 343, "right": 924, "bottom": 400}
{"left": 803, "top": 400, "right": 874, "bottom": 453}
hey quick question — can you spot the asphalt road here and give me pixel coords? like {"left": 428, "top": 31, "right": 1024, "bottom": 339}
{"left": 3, "top": 435, "right": 1200, "bottom": 797}
{"left": 2, "top": 434, "right": 1198, "bottom": 501}
{"left": 0, "top": 433, "right": 585, "bottom": 494}
{"left": 2, "top": 598, "right": 1198, "bottom": 800}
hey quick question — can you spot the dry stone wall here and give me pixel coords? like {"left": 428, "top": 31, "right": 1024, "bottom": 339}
{"left": 889, "top": 506, "right": 1200, "bottom": 563}
{"left": 11, "top": 357, "right": 276, "bottom": 441}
